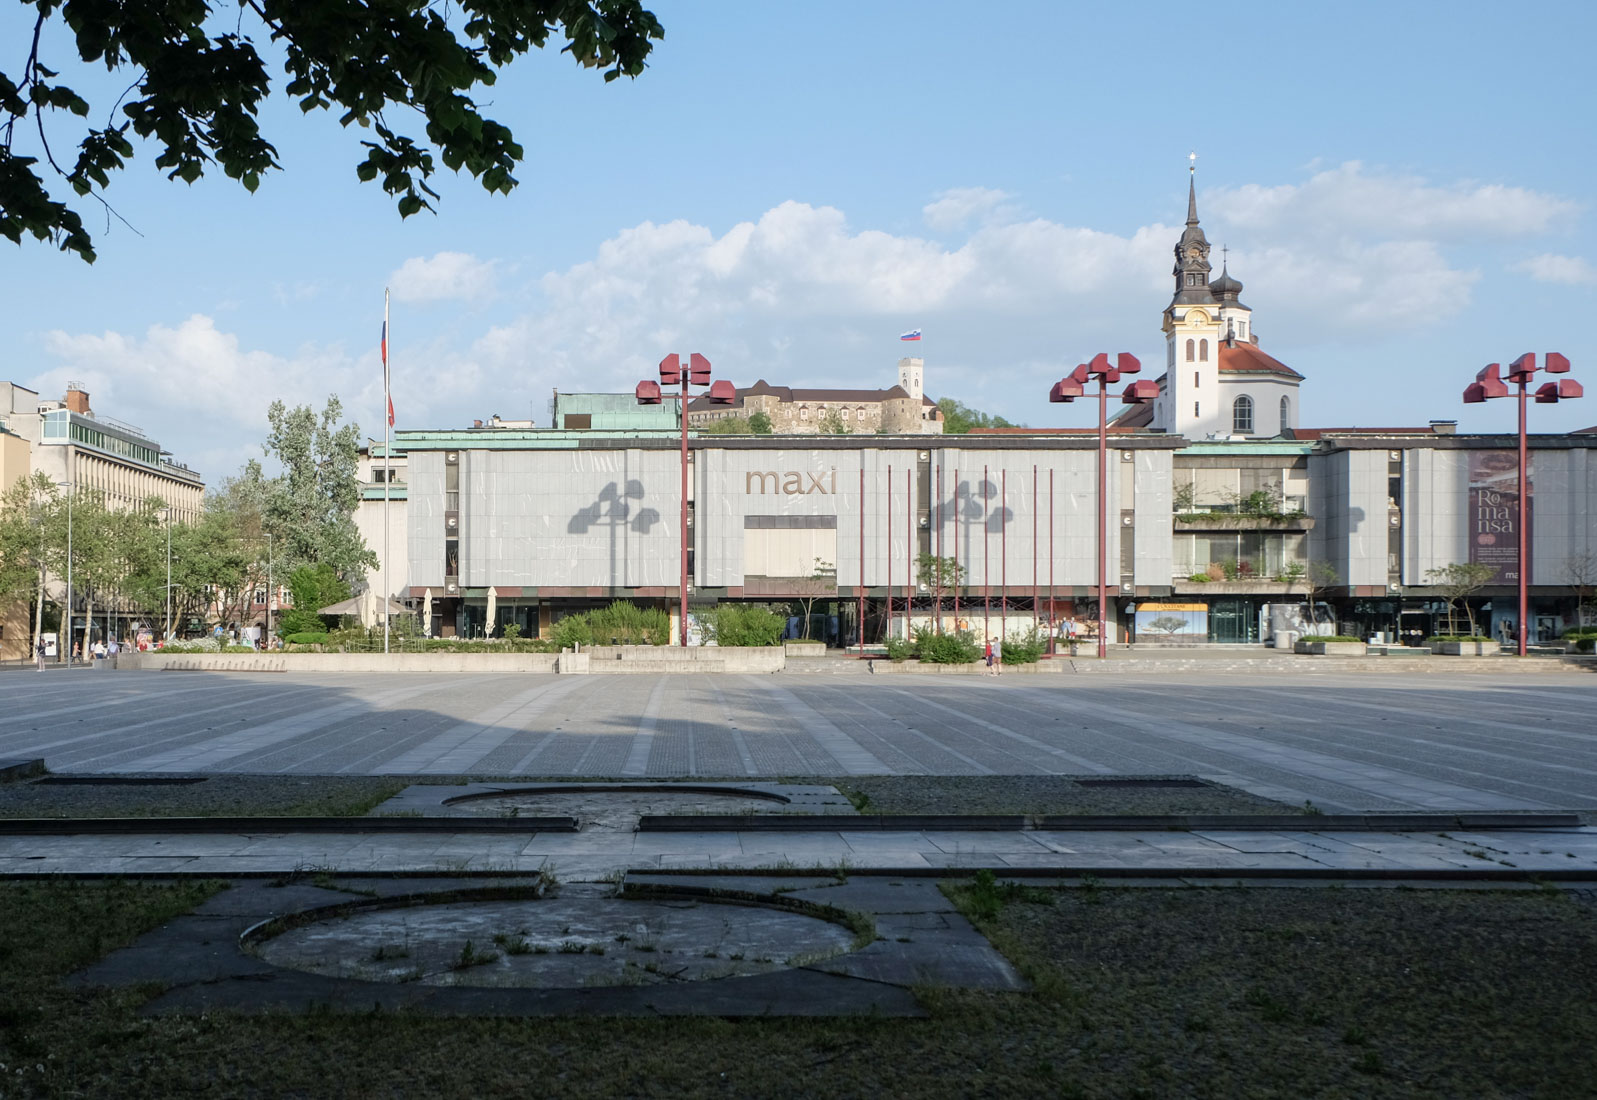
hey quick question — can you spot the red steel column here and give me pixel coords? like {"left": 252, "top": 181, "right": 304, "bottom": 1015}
{"left": 680, "top": 377, "right": 689, "bottom": 647}
{"left": 935, "top": 466, "right": 943, "bottom": 631}
{"left": 886, "top": 464, "right": 892, "bottom": 642}
{"left": 983, "top": 463, "right": 990, "bottom": 637}
{"left": 858, "top": 466, "right": 865, "bottom": 655}
{"left": 1097, "top": 378, "right": 1108, "bottom": 659}
{"left": 1518, "top": 378, "right": 1528, "bottom": 657}
{"left": 953, "top": 468, "right": 960, "bottom": 631}
{"left": 906, "top": 467, "right": 913, "bottom": 637}
{"left": 1048, "top": 468, "right": 1055, "bottom": 656}
{"left": 1032, "top": 464, "right": 1038, "bottom": 641}
{"left": 1002, "top": 468, "right": 1008, "bottom": 642}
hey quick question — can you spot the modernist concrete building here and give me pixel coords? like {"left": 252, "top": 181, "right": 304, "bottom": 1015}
{"left": 354, "top": 176, "right": 1595, "bottom": 646}
{"left": 0, "top": 381, "right": 206, "bottom": 659}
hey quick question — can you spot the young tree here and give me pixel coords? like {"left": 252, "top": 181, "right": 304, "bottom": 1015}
{"left": 1302, "top": 561, "right": 1338, "bottom": 627}
{"left": 0, "top": 472, "right": 61, "bottom": 654}
{"left": 915, "top": 553, "right": 967, "bottom": 633}
{"left": 791, "top": 559, "right": 836, "bottom": 640}
{"left": 280, "top": 563, "right": 351, "bottom": 635}
{"left": 3, "top": 2, "right": 664, "bottom": 262}
{"left": 748, "top": 411, "right": 774, "bottom": 435}
{"left": 696, "top": 416, "right": 753, "bottom": 436}
{"left": 1426, "top": 562, "right": 1496, "bottom": 636}
{"left": 1565, "top": 551, "right": 1597, "bottom": 628}
{"left": 817, "top": 408, "right": 847, "bottom": 435}
{"left": 256, "top": 396, "right": 377, "bottom": 585}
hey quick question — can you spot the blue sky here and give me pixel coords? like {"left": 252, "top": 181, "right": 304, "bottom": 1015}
{"left": 4, "top": 0, "right": 1595, "bottom": 481}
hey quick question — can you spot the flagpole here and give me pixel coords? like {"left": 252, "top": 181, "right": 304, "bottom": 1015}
{"left": 383, "top": 288, "right": 392, "bottom": 656}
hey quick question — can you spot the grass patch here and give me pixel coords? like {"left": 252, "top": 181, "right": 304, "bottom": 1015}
{"left": 5, "top": 880, "right": 1597, "bottom": 1096}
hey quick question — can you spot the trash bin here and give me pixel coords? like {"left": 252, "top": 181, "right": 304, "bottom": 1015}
{"left": 1275, "top": 630, "right": 1298, "bottom": 650}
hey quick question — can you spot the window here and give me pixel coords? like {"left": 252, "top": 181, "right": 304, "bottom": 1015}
{"left": 1194, "top": 402, "right": 1200, "bottom": 418}
{"left": 1193, "top": 372, "right": 1199, "bottom": 387}
{"left": 1185, "top": 339, "right": 1195, "bottom": 362}
{"left": 1232, "top": 395, "right": 1254, "bottom": 434}
{"left": 799, "top": 406, "right": 810, "bottom": 421}
{"left": 1199, "top": 339, "right": 1209, "bottom": 362}
{"left": 1279, "top": 396, "right": 1290, "bottom": 430}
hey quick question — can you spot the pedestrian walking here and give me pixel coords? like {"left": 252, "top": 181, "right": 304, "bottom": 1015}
{"left": 991, "top": 634, "right": 1002, "bottom": 676}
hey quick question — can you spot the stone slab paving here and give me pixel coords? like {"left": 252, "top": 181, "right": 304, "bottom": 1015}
{"left": 4, "top": 822, "right": 1596, "bottom": 880}
{"left": 67, "top": 875, "right": 1015, "bottom": 1017}
{"left": 4, "top": 669, "right": 1597, "bottom": 813}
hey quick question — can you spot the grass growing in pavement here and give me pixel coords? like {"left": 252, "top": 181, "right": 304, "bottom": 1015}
{"left": 5, "top": 879, "right": 1597, "bottom": 1097}
{"left": 0, "top": 776, "right": 408, "bottom": 819}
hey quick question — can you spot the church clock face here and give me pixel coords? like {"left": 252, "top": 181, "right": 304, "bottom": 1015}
{"left": 1186, "top": 245, "right": 1205, "bottom": 261}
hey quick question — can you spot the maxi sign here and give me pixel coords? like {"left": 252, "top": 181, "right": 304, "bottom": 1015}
{"left": 1468, "top": 450, "right": 1532, "bottom": 584}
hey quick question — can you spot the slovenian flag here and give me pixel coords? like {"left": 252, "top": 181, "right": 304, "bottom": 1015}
{"left": 900, "top": 329, "right": 922, "bottom": 341}
{"left": 382, "top": 293, "right": 394, "bottom": 427}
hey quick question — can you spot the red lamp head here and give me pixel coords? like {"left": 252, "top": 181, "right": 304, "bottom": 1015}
{"left": 1116, "top": 352, "right": 1142, "bottom": 375}
{"left": 1558, "top": 377, "right": 1583, "bottom": 400}
{"left": 1122, "top": 379, "right": 1159, "bottom": 404}
{"left": 1087, "top": 352, "right": 1112, "bottom": 377}
{"left": 1049, "top": 378, "right": 1083, "bottom": 403}
{"left": 658, "top": 354, "right": 682, "bottom": 386}
{"left": 635, "top": 380, "right": 663, "bottom": 405}
{"left": 706, "top": 379, "right": 736, "bottom": 404}
{"left": 1069, "top": 363, "right": 1089, "bottom": 385}
{"left": 1534, "top": 382, "right": 1560, "bottom": 404}
{"left": 688, "top": 352, "right": 712, "bottom": 385}
{"left": 1506, "top": 352, "right": 1537, "bottom": 384}
{"left": 1545, "top": 352, "right": 1571, "bottom": 374}
{"left": 1462, "top": 382, "right": 1487, "bottom": 404}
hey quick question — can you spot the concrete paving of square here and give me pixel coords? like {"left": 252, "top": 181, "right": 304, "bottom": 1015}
{"left": 3, "top": 668, "right": 1596, "bottom": 814}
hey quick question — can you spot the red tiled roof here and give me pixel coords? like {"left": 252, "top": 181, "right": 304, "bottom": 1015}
{"left": 1218, "top": 340, "right": 1303, "bottom": 380}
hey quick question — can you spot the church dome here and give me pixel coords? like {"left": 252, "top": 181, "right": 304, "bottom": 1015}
{"left": 1211, "top": 267, "right": 1244, "bottom": 299}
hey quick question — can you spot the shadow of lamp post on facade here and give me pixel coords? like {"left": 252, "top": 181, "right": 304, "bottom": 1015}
{"left": 1463, "top": 352, "right": 1580, "bottom": 657}
{"left": 636, "top": 353, "right": 735, "bottom": 646}
{"left": 1049, "top": 352, "right": 1158, "bottom": 659}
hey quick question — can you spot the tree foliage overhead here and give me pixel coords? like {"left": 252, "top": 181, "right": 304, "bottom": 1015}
{"left": 2, "top": 0, "right": 665, "bottom": 261}
{"left": 937, "top": 398, "right": 1019, "bottom": 435}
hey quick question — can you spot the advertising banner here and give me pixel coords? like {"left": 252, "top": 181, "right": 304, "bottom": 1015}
{"left": 1134, "top": 601, "right": 1208, "bottom": 642}
{"left": 1468, "top": 451, "right": 1532, "bottom": 584}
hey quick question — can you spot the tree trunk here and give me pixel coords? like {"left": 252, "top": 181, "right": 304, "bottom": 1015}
{"left": 81, "top": 590, "right": 93, "bottom": 658}
{"left": 32, "top": 564, "right": 44, "bottom": 656}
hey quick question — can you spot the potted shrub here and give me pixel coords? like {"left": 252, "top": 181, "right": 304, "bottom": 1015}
{"left": 1427, "top": 635, "right": 1491, "bottom": 656}
{"left": 1294, "top": 635, "right": 1367, "bottom": 656}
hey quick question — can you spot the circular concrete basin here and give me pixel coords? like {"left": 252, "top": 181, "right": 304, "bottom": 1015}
{"left": 443, "top": 785, "right": 789, "bottom": 831}
{"left": 249, "top": 889, "right": 855, "bottom": 988}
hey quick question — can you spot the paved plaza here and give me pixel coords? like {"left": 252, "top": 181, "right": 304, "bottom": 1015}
{"left": 3, "top": 667, "right": 1595, "bottom": 813}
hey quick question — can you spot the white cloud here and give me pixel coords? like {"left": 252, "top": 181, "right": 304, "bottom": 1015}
{"left": 388, "top": 251, "right": 498, "bottom": 304}
{"left": 30, "top": 315, "right": 377, "bottom": 481}
{"left": 1513, "top": 252, "right": 1597, "bottom": 285}
{"left": 1207, "top": 161, "right": 1578, "bottom": 241}
{"left": 922, "top": 187, "right": 1015, "bottom": 231}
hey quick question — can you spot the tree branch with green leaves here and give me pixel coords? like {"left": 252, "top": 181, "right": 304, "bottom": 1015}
{"left": 2, "top": 0, "right": 664, "bottom": 261}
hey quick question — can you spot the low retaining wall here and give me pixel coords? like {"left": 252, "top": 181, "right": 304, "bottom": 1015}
{"left": 139, "top": 652, "right": 561, "bottom": 673}
{"left": 585, "top": 645, "right": 784, "bottom": 674}
{"left": 871, "top": 660, "right": 1065, "bottom": 675}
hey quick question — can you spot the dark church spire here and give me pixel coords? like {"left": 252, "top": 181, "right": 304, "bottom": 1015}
{"left": 1171, "top": 155, "right": 1212, "bottom": 305}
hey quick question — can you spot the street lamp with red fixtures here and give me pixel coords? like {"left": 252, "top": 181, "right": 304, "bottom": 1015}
{"left": 1049, "top": 352, "right": 1158, "bottom": 659}
{"left": 1462, "top": 352, "right": 1581, "bottom": 657}
{"left": 636, "top": 353, "right": 736, "bottom": 646}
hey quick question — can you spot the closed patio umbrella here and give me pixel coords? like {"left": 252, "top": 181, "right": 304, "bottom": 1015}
{"left": 485, "top": 586, "right": 497, "bottom": 637}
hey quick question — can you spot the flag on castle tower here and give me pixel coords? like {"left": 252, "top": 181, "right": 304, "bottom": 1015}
{"left": 899, "top": 329, "right": 922, "bottom": 342}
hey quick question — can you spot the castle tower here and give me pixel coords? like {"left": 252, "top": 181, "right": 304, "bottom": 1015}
{"left": 897, "top": 356, "right": 924, "bottom": 401}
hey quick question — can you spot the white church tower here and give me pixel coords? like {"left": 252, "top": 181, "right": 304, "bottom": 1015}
{"left": 1149, "top": 161, "right": 1302, "bottom": 438}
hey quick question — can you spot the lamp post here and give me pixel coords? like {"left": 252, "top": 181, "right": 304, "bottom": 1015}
{"left": 636, "top": 353, "right": 736, "bottom": 646}
{"left": 1049, "top": 352, "right": 1158, "bottom": 659}
{"left": 1463, "top": 352, "right": 1581, "bottom": 657}
{"left": 162, "top": 506, "right": 172, "bottom": 640}
{"left": 266, "top": 532, "right": 273, "bottom": 649}
{"left": 57, "top": 479, "right": 73, "bottom": 666}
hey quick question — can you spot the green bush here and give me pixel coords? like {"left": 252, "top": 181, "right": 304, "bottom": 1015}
{"left": 550, "top": 615, "right": 594, "bottom": 650}
{"left": 1000, "top": 628, "right": 1046, "bottom": 664}
{"left": 884, "top": 636, "right": 914, "bottom": 661}
{"left": 1563, "top": 627, "right": 1597, "bottom": 639}
{"left": 702, "top": 604, "right": 786, "bottom": 647}
{"left": 586, "top": 601, "right": 670, "bottom": 645}
{"left": 1186, "top": 573, "right": 1211, "bottom": 583}
{"left": 1303, "top": 635, "right": 1363, "bottom": 644}
{"left": 284, "top": 632, "right": 329, "bottom": 646}
{"left": 1576, "top": 639, "right": 1595, "bottom": 654}
{"left": 914, "top": 628, "right": 981, "bottom": 664}
{"left": 1425, "top": 635, "right": 1490, "bottom": 644}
